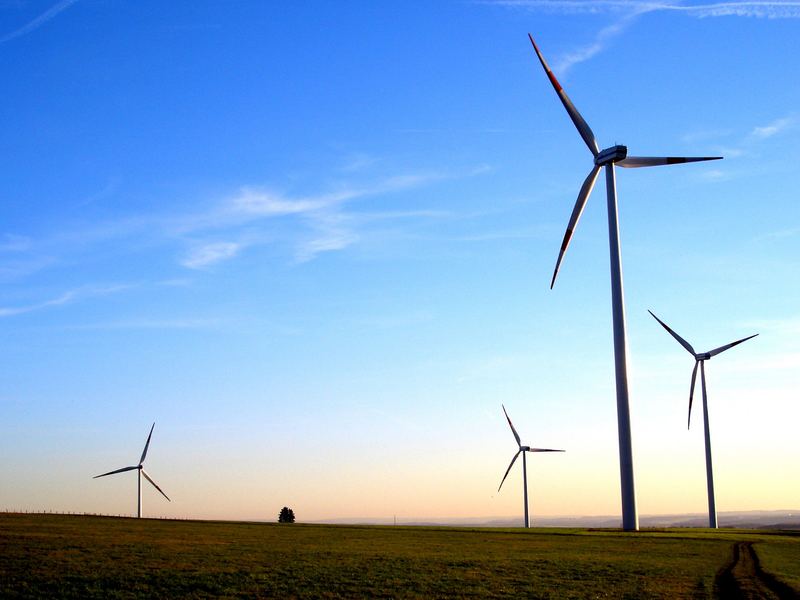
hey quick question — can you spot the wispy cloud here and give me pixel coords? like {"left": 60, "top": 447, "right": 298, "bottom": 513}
{"left": 711, "top": 145, "right": 746, "bottom": 158}
{"left": 680, "top": 128, "right": 735, "bottom": 144}
{"left": 493, "top": 1, "right": 653, "bottom": 73}
{"left": 181, "top": 166, "right": 486, "bottom": 264}
{"left": 0, "top": 0, "right": 79, "bottom": 45}
{"left": 294, "top": 212, "right": 359, "bottom": 263}
{"left": 65, "top": 316, "right": 229, "bottom": 331}
{"left": 696, "top": 168, "right": 729, "bottom": 181}
{"left": 680, "top": 113, "right": 795, "bottom": 163}
{"left": 732, "top": 114, "right": 795, "bottom": 155}
{"left": 180, "top": 172, "right": 451, "bottom": 264}
{"left": 171, "top": 169, "right": 458, "bottom": 235}
{"left": 1, "top": 162, "right": 491, "bottom": 280}
{"left": 0, "top": 291, "right": 76, "bottom": 317}
{"left": 0, "top": 255, "right": 58, "bottom": 282}
{"left": 750, "top": 116, "right": 796, "bottom": 139}
{"left": 0, "top": 283, "right": 132, "bottom": 318}
{"left": 757, "top": 226, "right": 800, "bottom": 240}
{"left": 295, "top": 233, "right": 357, "bottom": 262}
{"left": 181, "top": 241, "right": 242, "bottom": 269}
{"left": 227, "top": 188, "right": 333, "bottom": 217}
{"left": 553, "top": 9, "right": 645, "bottom": 73}
{"left": 73, "top": 178, "right": 121, "bottom": 209}
{"left": 340, "top": 153, "right": 380, "bottom": 173}
{"left": 157, "top": 277, "right": 194, "bottom": 287}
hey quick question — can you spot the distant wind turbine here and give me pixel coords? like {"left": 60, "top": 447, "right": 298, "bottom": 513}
{"left": 498, "top": 405, "right": 564, "bottom": 528}
{"left": 94, "top": 422, "right": 171, "bottom": 518}
{"left": 649, "top": 310, "right": 757, "bottom": 528}
{"left": 528, "top": 33, "right": 722, "bottom": 531}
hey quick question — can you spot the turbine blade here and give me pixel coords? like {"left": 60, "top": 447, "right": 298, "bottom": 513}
{"left": 551, "top": 165, "right": 601, "bottom": 288}
{"left": 648, "top": 310, "right": 695, "bottom": 355}
{"left": 707, "top": 333, "right": 758, "bottom": 357}
{"left": 527, "top": 448, "right": 566, "bottom": 453}
{"left": 93, "top": 465, "right": 137, "bottom": 479}
{"left": 498, "top": 451, "right": 521, "bottom": 492}
{"left": 617, "top": 156, "right": 722, "bottom": 168}
{"left": 501, "top": 404, "right": 522, "bottom": 446}
{"left": 688, "top": 361, "right": 699, "bottom": 429}
{"left": 528, "top": 33, "right": 599, "bottom": 156}
{"left": 141, "top": 469, "right": 171, "bottom": 502}
{"left": 139, "top": 422, "right": 155, "bottom": 465}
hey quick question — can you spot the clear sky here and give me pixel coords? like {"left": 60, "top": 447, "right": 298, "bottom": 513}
{"left": 0, "top": 0, "right": 798, "bottom": 523}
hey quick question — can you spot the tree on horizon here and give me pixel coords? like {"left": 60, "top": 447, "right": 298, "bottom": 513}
{"left": 278, "top": 507, "right": 295, "bottom": 523}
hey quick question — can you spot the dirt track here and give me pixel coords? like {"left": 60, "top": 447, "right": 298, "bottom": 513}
{"left": 715, "top": 541, "right": 799, "bottom": 599}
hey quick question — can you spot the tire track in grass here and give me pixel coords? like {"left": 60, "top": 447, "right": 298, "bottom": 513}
{"left": 715, "top": 541, "right": 799, "bottom": 599}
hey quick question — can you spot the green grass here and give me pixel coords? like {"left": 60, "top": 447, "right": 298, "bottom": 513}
{"left": 0, "top": 514, "right": 797, "bottom": 598}
{"left": 750, "top": 531, "right": 800, "bottom": 590}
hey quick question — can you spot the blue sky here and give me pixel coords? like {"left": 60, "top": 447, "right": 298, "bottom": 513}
{"left": 1, "top": 0, "right": 798, "bottom": 522}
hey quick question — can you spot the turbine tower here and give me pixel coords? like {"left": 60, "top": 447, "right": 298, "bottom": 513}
{"left": 498, "top": 405, "right": 564, "bottom": 528}
{"left": 649, "top": 311, "right": 757, "bottom": 528}
{"left": 94, "top": 422, "right": 171, "bottom": 518}
{"left": 528, "top": 34, "right": 722, "bottom": 531}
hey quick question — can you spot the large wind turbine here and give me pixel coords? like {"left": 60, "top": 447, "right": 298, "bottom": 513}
{"left": 94, "top": 422, "right": 171, "bottom": 518}
{"left": 528, "top": 34, "right": 721, "bottom": 531}
{"left": 649, "top": 311, "right": 757, "bottom": 528}
{"left": 498, "top": 405, "right": 564, "bottom": 528}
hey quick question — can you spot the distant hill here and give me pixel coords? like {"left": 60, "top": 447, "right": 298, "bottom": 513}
{"left": 311, "top": 510, "right": 800, "bottom": 529}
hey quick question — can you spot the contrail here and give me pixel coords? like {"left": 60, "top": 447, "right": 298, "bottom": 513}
{"left": 492, "top": 1, "right": 800, "bottom": 19}
{"left": 494, "top": 1, "right": 800, "bottom": 71}
{"left": 0, "top": 0, "right": 80, "bottom": 45}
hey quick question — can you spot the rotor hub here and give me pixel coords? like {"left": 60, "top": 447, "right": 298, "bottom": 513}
{"left": 595, "top": 145, "right": 628, "bottom": 166}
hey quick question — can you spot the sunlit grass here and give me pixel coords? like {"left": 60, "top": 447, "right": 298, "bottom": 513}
{"left": 0, "top": 514, "right": 797, "bottom": 598}
{"left": 751, "top": 532, "right": 800, "bottom": 590}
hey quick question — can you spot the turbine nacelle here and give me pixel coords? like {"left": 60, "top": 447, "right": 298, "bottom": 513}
{"left": 696, "top": 352, "right": 712, "bottom": 361}
{"left": 595, "top": 145, "right": 628, "bottom": 167}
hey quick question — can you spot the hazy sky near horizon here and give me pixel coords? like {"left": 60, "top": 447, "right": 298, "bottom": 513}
{"left": 1, "top": 1, "right": 798, "bottom": 523}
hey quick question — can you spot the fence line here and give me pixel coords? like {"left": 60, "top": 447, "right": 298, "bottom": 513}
{"left": 0, "top": 509, "right": 189, "bottom": 520}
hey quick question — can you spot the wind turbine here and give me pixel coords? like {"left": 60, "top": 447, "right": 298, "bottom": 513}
{"left": 649, "top": 311, "right": 757, "bottom": 528}
{"left": 498, "top": 404, "right": 564, "bottom": 528}
{"left": 94, "top": 422, "right": 171, "bottom": 518}
{"left": 528, "top": 34, "right": 722, "bottom": 531}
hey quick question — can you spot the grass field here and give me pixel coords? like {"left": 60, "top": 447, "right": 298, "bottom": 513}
{"left": 1, "top": 514, "right": 798, "bottom": 598}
